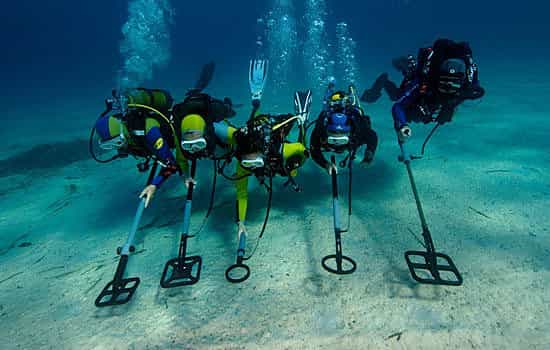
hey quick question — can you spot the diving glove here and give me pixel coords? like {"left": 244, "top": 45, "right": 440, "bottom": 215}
{"left": 294, "top": 89, "right": 312, "bottom": 125}
{"left": 361, "top": 150, "right": 375, "bottom": 165}
{"left": 249, "top": 59, "right": 268, "bottom": 102}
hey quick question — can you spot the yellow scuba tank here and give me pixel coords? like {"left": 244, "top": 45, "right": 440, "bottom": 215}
{"left": 126, "top": 88, "right": 174, "bottom": 113}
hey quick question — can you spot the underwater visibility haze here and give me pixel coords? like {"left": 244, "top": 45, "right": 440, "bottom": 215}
{"left": 1, "top": 0, "right": 550, "bottom": 349}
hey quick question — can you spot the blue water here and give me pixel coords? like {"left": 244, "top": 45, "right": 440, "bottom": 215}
{"left": 1, "top": 1, "right": 550, "bottom": 349}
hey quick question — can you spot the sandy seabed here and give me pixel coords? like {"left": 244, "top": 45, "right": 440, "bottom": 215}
{"left": 1, "top": 71, "right": 550, "bottom": 349}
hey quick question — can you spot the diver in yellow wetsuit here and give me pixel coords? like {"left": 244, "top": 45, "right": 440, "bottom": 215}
{"left": 232, "top": 111, "right": 309, "bottom": 232}
{"left": 221, "top": 82, "right": 312, "bottom": 282}
{"left": 138, "top": 91, "right": 238, "bottom": 205}
{"left": 92, "top": 88, "right": 181, "bottom": 205}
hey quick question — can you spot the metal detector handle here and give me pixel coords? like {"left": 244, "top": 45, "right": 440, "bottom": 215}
{"left": 120, "top": 200, "right": 146, "bottom": 256}
{"left": 400, "top": 143, "right": 436, "bottom": 253}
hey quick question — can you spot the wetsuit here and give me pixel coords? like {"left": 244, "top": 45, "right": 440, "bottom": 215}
{"left": 310, "top": 106, "right": 378, "bottom": 169}
{"left": 94, "top": 112, "right": 178, "bottom": 187}
{"left": 232, "top": 114, "right": 308, "bottom": 223}
{"left": 387, "top": 39, "right": 485, "bottom": 131}
{"left": 155, "top": 93, "right": 237, "bottom": 184}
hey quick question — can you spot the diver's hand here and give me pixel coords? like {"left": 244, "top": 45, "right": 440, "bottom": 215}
{"left": 184, "top": 177, "right": 197, "bottom": 189}
{"left": 326, "top": 163, "right": 338, "bottom": 175}
{"left": 398, "top": 125, "right": 412, "bottom": 142}
{"left": 360, "top": 150, "right": 375, "bottom": 167}
{"left": 139, "top": 185, "right": 157, "bottom": 208}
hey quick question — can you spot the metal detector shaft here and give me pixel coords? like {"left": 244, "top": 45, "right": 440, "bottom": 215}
{"left": 399, "top": 143, "right": 435, "bottom": 253}
{"left": 237, "top": 231, "right": 247, "bottom": 264}
{"left": 178, "top": 159, "right": 197, "bottom": 257}
{"left": 332, "top": 162, "right": 341, "bottom": 233}
{"left": 399, "top": 141, "right": 463, "bottom": 285}
{"left": 159, "top": 159, "right": 202, "bottom": 288}
{"left": 182, "top": 161, "right": 196, "bottom": 231}
{"left": 331, "top": 167, "right": 344, "bottom": 267}
{"left": 120, "top": 200, "right": 146, "bottom": 255}
{"left": 321, "top": 156, "right": 356, "bottom": 275}
{"left": 94, "top": 164, "right": 158, "bottom": 307}
{"left": 119, "top": 160, "right": 156, "bottom": 255}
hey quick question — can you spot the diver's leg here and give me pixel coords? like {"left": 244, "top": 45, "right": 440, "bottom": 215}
{"left": 384, "top": 80, "right": 402, "bottom": 101}
{"left": 361, "top": 73, "right": 389, "bottom": 103}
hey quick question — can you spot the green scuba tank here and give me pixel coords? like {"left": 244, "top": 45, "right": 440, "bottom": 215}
{"left": 126, "top": 88, "right": 174, "bottom": 113}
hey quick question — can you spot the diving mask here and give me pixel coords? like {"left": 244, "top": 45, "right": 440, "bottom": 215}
{"left": 181, "top": 137, "right": 207, "bottom": 153}
{"left": 241, "top": 156, "right": 265, "bottom": 170}
{"left": 327, "top": 135, "right": 350, "bottom": 146}
{"left": 99, "top": 135, "right": 127, "bottom": 151}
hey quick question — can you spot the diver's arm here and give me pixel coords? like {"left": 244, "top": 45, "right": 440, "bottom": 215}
{"left": 309, "top": 122, "right": 329, "bottom": 169}
{"left": 356, "top": 117, "right": 379, "bottom": 155}
{"left": 143, "top": 118, "right": 180, "bottom": 188}
{"left": 392, "top": 82, "right": 420, "bottom": 130}
{"left": 213, "top": 121, "right": 238, "bottom": 154}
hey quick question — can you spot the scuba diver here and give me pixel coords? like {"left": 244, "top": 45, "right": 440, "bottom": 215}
{"left": 310, "top": 84, "right": 378, "bottom": 174}
{"left": 381, "top": 39, "right": 484, "bottom": 287}
{"left": 361, "top": 38, "right": 485, "bottom": 142}
{"left": 392, "top": 39, "right": 485, "bottom": 141}
{"left": 138, "top": 91, "right": 237, "bottom": 206}
{"left": 222, "top": 59, "right": 313, "bottom": 282}
{"left": 91, "top": 88, "right": 180, "bottom": 208}
{"left": 308, "top": 83, "right": 378, "bottom": 277}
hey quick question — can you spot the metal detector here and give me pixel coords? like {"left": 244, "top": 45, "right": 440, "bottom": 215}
{"left": 225, "top": 174, "right": 273, "bottom": 283}
{"left": 225, "top": 231, "right": 251, "bottom": 283}
{"left": 399, "top": 141, "right": 462, "bottom": 286}
{"left": 321, "top": 155, "right": 357, "bottom": 275}
{"left": 160, "top": 159, "right": 202, "bottom": 288}
{"left": 95, "top": 163, "right": 159, "bottom": 307}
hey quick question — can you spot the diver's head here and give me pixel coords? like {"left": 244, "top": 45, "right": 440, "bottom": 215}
{"left": 95, "top": 115, "right": 129, "bottom": 151}
{"left": 327, "top": 91, "right": 351, "bottom": 112}
{"left": 283, "top": 143, "right": 307, "bottom": 176}
{"left": 235, "top": 135, "right": 265, "bottom": 170}
{"left": 437, "top": 58, "right": 467, "bottom": 95}
{"left": 180, "top": 114, "right": 207, "bottom": 154}
{"left": 234, "top": 120, "right": 269, "bottom": 170}
{"left": 240, "top": 152, "right": 265, "bottom": 170}
{"left": 326, "top": 112, "right": 351, "bottom": 147}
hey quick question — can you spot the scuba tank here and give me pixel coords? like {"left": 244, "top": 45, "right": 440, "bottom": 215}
{"left": 126, "top": 88, "right": 174, "bottom": 113}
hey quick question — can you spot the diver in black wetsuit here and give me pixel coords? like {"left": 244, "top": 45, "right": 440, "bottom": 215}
{"left": 361, "top": 39, "right": 485, "bottom": 130}
{"left": 363, "top": 38, "right": 485, "bottom": 141}
{"left": 310, "top": 85, "right": 378, "bottom": 174}
{"left": 393, "top": 39, "right": 485, "bottom": 141}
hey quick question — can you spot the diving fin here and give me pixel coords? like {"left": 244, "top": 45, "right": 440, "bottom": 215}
{"left": 294, "top": 89, "right": 312, "bottom": 125}
{"left": 186, "top": 62, "right": 216, "bottom": 96}
{"left": 249, "top": 59, "right": 268, "bottom": 102}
